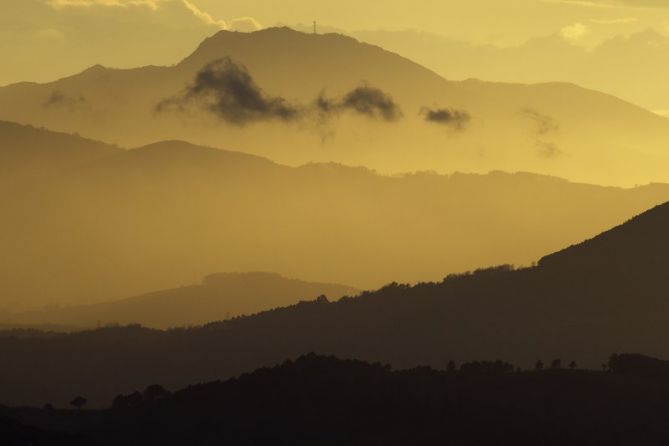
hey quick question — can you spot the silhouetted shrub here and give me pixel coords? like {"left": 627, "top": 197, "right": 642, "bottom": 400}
{"left": 112, "top": 391, "right": 142, "bottom": 410}
{"left": 144, "top": 384, "right": 171, "bottom": 402}
{"left": 70, "top": 396, "right": 87, "bottom": 410}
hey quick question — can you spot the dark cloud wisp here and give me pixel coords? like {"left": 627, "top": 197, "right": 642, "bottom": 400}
{"left": 522, "top": 109, "right": 559, "bottom": 136}
{"left": 317, "top": 86, "right": 403, "bottom": 122}
{"left": 536, "top": 141, "right": 562, "bottom": 159}
{"left": 421, "top": 107, "right": 470, "bottom": 129}
{"left": 521, "top": 109, "right": 562, "bottom": 158}
{"left": 160, "top": 62, "right": 404, "bottom": 126}
{"left": 158, "top": 58, "right": 300, "bottom": 125}
{"left": 44, "top": 91, "right": 86, "bottom": 109}
{"left": 341, "top": 86, "right": 402, "bottom": 121}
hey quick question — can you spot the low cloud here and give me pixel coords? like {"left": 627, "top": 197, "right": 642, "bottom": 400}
{"left": 541, "top": 0, "right": 615, "bottom": 7}
{"left": 181, "top": 0, "right": 226, "bottom": 28}
{"left": 545, "top": 0, "right": 669, "bottom": 8}
{"left": 522, "top": 109, "right": 562, "bottom": 158}
{"left": 590, "top": 17, "right": 638, "bottom": 24}
{"left": 157, "top": 58, "right": 299, "bottom": 125}
{"left": 591, "top": 0, "right": 669, "bottom": 7}
{"left": 522, "top": 109, "right": 559, "bottom": 135}
{"left": 560, "top": 22, "right": 589, "bottom": 42}
{"left": 316, "top": 86, "right": 402, "bottom": 122}
{"left": 421, "top": 107, "right": 470, "bottom": 130}
{"left": 229, "top": 17, "right": 264, "bottom": 32}
{"left": 46, "top": 0, "right": 162, "bottom": 8}
{"left": 46, "top": 0, "right": 263, "bottom": 31}
{"left": 536, "top": 141, "right": 562, "bottom": 158}
{"left": 160, "top": 62, "right": 404, "bottom": 126}
{"left": 341, "top": 86, "right": 402, "bottom": 121}
{"left": 44, "top": 91, "right": 86, "bottom": 109}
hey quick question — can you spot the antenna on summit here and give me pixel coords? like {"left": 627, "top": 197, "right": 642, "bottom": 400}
{"left": 313, "top": 21, "right": 317, "bottom": 35}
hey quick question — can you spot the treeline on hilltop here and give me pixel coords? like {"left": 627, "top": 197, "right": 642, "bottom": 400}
{"left": 0, "top": 254, "right": 668, "bottom": 408}
{"left": 56, "top": 353, "right": 667, "bottom": 411}
{"left": 4, "top": 352, "right": 669, "bottom": 446}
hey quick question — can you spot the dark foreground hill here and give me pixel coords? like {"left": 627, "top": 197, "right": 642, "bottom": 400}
{"left": 0, "top": 416, "right": 89, "bottom": 446}
{"left": 5, "top": 353, "right": 669, "bottom": 445}
{"left": 1, "top": 202, "right": 669, "bottom": 407}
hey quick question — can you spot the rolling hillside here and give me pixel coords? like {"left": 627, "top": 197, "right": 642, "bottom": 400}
{"left": 3, "top": 122, "right": 669, "bottom": 309}
{"left": 10, "top": 272, "right": 358, "bottom": 329}
{"left": 2, "top": 203, "right": 669, "bottom": 406}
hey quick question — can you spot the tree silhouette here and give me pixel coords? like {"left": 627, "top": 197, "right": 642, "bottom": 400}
{"left": 569, "top": 361, "right": 577, "bottom": 370}
{"left": 15, "top": 352, "right": 669, "bottom": 444}
{"left": 70, "top": 396, "right": 87, "bottom": 410}
{"left": 144, "top": 384, "right": 171, "bottom": 402}
{"left": 459, "top": 360, "right": 514, "bottom": 375}
{"left": 113, "top": 391, "right": 143, "bottom": 410}
{"left": 447, "top": 360, "right": 457, "bottom": 373}
{"left": 535, "top": 360, "right": 544, "bottom": 371}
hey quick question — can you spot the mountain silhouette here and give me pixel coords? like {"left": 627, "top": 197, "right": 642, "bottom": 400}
{"left": 0, "top": 120, "right": 119, "bottom": 177}
{"left": 539, "top": 202, "right": 669, "bottom": 276}
{"left": 1, "top": 27, "right": 668, "bottom": 185}
{"left": 11, "top": 272, "right": 358, "bottom": 329}
{"left": 2, "top": 203, "right": 669, "bottom": 407}
{"left": 3, "top": 123, "right": 669, "bottom": 309}
{"left": 354, "top": 27, "right": 669, "bottom": 116}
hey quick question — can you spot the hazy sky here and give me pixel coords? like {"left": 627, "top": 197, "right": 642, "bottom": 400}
{"left": 3, "top": 0, "right": 669, "bottom": 85}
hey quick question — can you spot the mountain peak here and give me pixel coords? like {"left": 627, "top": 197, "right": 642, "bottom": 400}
{"left": 0, "top": 120, "right": 120, "bottom": 165}
{"left": 174, "top": 25, "right": 446, "bottom": 112}
{"left": 180, "top": 26, "right": 366, "bottom": 70}
{"left": 126, "top": 140, "right": 277, "bottom": 168}
{"left": 81, "top": 64, "right": 108, "bottom": 74}
{"left": 205, "top": 26, "right": 356, "bottom": 44}
{"left": 202, "top": 271, "right": 284, "bottom": 286}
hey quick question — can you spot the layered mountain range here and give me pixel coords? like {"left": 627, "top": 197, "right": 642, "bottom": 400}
{"left": 1, "top": 27, "right": 668, "bottom": 186}
{"left": 2, "top": 202, "right": 669, "bottom": 406}
{"left": 3, "top": 121, "right": 669, "bottom": 309}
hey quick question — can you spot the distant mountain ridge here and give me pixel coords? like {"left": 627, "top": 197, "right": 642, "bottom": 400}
{"left": 0, "top": 120, "right": 119, "bottom": 174}
{"left": 352, "top": 27, "right": 669, "bottom": 114}
{"left": 9, "top": 272, "right": 359, "bottom": 329}
{"left": 3, "top": 122, "right": 669, "bottom": 309}
{"left": 0, "top": 27, "right": 668, "bottom": 185}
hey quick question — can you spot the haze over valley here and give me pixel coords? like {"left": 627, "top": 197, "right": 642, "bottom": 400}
{"left": 2, "top": 1, "right": 669, "bottom": 444}
{"left": 4, "top": 121, "right": 669, "bottom": 315}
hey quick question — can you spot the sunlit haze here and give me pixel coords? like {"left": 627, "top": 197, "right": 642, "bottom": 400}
{"left": 2, "top": 2, "right": 669, "bottom": 443}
